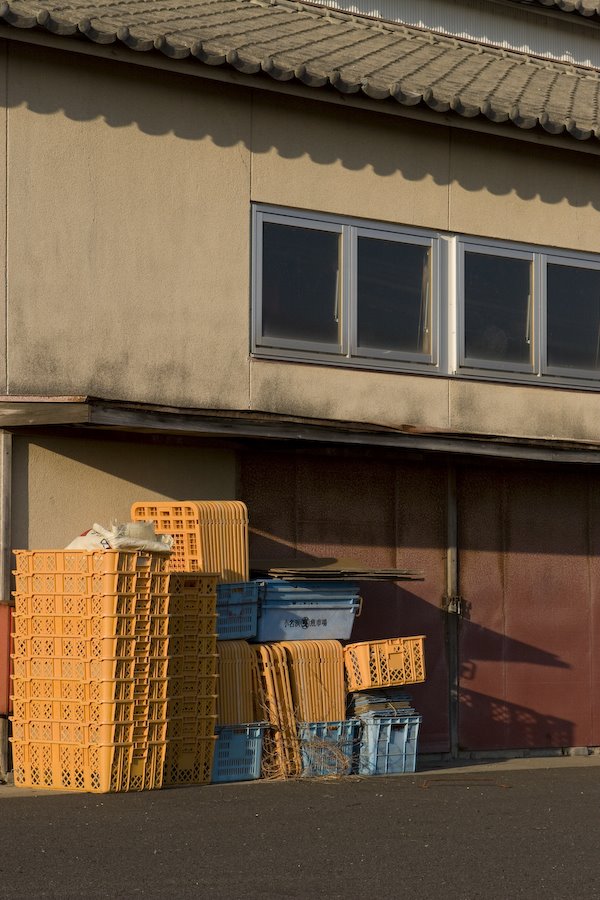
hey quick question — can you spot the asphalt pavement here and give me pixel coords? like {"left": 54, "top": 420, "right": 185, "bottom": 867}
{"left": 2, "top": 757, "right": 600, "bottom": 899}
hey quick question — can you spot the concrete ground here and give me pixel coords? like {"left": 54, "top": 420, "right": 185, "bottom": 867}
{"left": 2, "top": 755, "right": 600, "bottom": 899}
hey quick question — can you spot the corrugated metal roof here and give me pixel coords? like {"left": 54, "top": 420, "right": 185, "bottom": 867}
{"left": 3, "top": 0, "right": 600, "bottom": 143}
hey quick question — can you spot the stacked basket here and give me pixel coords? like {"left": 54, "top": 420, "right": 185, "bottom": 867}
{"left": 162, "top": 573, "right": 219, "bottom": 787}
{"left": 130, "top": 501, "right": 249, "bottom": 582}
{"left": 344, "top": 636, "right": 426, "bottom": 776}
{"left": 10, "top": 549, "right": 169, "bottom": 792}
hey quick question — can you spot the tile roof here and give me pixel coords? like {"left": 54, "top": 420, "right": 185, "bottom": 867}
{"left": 508, "top": 0, "right": 600, "bottom": 18}
{"left": 3, "top": 0, "right": 600, "bottom": 144}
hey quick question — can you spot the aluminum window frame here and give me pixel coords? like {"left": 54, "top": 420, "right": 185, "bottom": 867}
{"left": 252, "top": 207, "right": 347, "bottom": 357}
{"left": 252, "top": 205, "right": 600, "bottom": 391}
{"left": 252, "top": 205, "right": 441, "bottom": 372}
{"left": 456, "top": 237, "right": 538, "bottom": 376}
{"left": 350, "top": 224, "right": 438, "bottom": 367}
{"left": 541, "top": 251, "right": 600, "bottom": 381}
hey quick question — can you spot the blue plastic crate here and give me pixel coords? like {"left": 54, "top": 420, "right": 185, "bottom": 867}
{"left": 298, "top": 720, "right": 360, "bottom": 777}
{"left": 254, "top": 600, "right": 360, "bottom": 641}
{"left": 260, "top": 580, "right": 361, "bottom": 606}
{"left": 358, "top": 715, "right": 422, "bottom": 776}
{"left": 254, "top": 579, "right": 361, "bottom": 642}
{"left": 211, "top": 723, "right": 267, "bottom": 783}
{"left": 216, "top": 583, "right": 259, "bottom": 640}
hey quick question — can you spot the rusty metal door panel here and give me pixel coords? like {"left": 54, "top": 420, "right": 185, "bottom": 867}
{"left": 240, "top": 448, "right": 449, "bottom": 752}
{"left": 459, "top": 466, "right": 593, "bottom": 751}
{"left": 587, "top": 482, "right": 600, "bottom": 746}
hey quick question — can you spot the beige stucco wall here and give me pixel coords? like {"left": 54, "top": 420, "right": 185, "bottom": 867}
{"left": 4, "top": 41, "right": 600, "bottom": 443}
{"left": 11, "top": 435, "right": 237, "bottom": 549}
{"left": 6, "top": 42, "right": 252, "bottom": 409}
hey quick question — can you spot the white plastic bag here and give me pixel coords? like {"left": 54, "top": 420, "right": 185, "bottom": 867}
{"left": 66, "top": 521, "right": 173, "bottom": 554}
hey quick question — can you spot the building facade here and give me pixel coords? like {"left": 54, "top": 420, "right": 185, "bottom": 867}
{"left": 2, "top": 0, "right": 600, "bottom": 757}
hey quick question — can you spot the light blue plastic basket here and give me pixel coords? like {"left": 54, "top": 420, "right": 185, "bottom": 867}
{"left": 298, "top": 720, "right": 360, "bottom": 777}
{"left": 211, "top": 723, "right": 268, "bottom": 783}
{"left": 358, "top": 714, "right": 422, "bottom": 776}
{"left": 216, "top": 583, "right": 259, "bottom": 640}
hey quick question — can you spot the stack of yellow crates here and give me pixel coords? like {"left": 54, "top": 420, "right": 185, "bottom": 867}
{"left": 253, "top": 640, "right": 348, "bottom": 780}
{"left": 254, "top": 644, "right": 302, "bottom": 779}
{"left": 281, "top": 641, "right": 346, "bottom": 724}
{"left": 10, "top": 552, "right": 220, "bottom": 792}
{"left": 162, "top": 573, "right": 219, "bottom": 787}
{"left": 216, "top": 641, "right": 263, "bottom": 726}
{"left": 130, "top": 501, "right": 249, "bottom": 583}
{"left": 10, "top": 549, "right": 169, "bottom": 793}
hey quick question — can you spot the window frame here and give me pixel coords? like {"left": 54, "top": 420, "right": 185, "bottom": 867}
{"left": 456, "top": 237, "right": 537, "bottom": 376}
{"left": 252, "top": 204, "right": 600, "bottom": 391}
{"left": 541, "top": 251, "right": 600, "bottom": 381}
{"left": 350, "top": 224, "right": 438, "bottom": 366}
{"left": 252, "top": 208, "right": 347, "bottom": 357}
{"left": 252, "top": 205, "right": 441, "bottom": 372}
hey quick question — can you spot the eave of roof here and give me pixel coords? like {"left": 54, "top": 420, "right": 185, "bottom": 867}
{"left": 2, "top": 0, "right": 600, "bottom": 145}
{"left": 3, "top": 395, "right": 600, "bottom": 464}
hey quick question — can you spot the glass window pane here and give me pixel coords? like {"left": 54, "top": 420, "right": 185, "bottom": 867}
{"left": 547, "top": 263, "right": 600, "bottom": 372}
{"left": 261, "top": 222, "right": 340, "bottom": 346}
{"left": 357, "top": 237, "right": 431, "bottom": 355}
{"left": 464, "top": 252, "right": 532, "bottom": 365}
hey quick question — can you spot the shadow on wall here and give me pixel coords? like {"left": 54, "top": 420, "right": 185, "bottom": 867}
{"left": 459, "top": 688, "right": 573, "bottom": 750}
{"left": 248, "top": 529, "right": 573, "bottom": 753}
{"left": 5, "top": 41, "right": 600, "bottom": 210}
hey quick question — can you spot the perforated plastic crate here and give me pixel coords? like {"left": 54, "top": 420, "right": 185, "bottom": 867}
{"left": 11, "top": 718, "right": 136, "bottom": 745}
{"left": 165, "top": 653, "right": 218, "bottom": 679}
{"left": 344, "top": 636, "right": 426, "bottom": 691}
{"left": 13, "top": 594, "right": 139, "bottom": 619}
{"left": 358, "top": 715, "right": 422, "bottom": 776}
{"left": 163, "top": 736, "right": 217, "bottom": 786}
{"left": 14, "top": 571, "right": 139, "bottom": 597}
{"left": 13, "top": 550, "right": 141, "bottom": 576}
{"left": 166, "top": 716, "right": 216, "bottom": 741}
{"left": 131, "top": 501, "right": 248, "bottom": 582}
{"left": 10, "top": 738, "right": 134, "bottom": 792}
{"left": 12, "top": 613, "right": 138, "bottom": 639}
{"left": 211, "top": 723, "right": 267, "bottom": 783}
{"left": 216, "top": 583, "right": 259, "bottom": 640}
{"left": 298, "top": 720, "right": 360, "bottom": 777}
{"left": 12, "top": 655, "right": 138, "bottom": 682}
{"left": 11, "top": 695, "right": 139, "bottom": 724}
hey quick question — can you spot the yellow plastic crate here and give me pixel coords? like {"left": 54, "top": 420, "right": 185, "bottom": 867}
{"left": 162, "top": 736, "right": 217, "bottom": 786}
{"left": 10, "top": 738, "right": 134, "bottom": 792}
{"left": 343, "top": 636, "right": 426, "bottom": 692}
{"left": 12, "top": 613, "right": 138, "bottom": 639}
{"left": 217, "top": 641, "right": 263, "bottom": 726}
{"left": 131, "top": 501, "right": 248, "bottom": 582}
{"left": 11, "top": 719, "right": 136, "bottom": 745}
{"left": 281, "top": 641, "right": 346, "bottom": 724}
{"left": 12, "top": 655, "right": 138, "bottom": 682}
{"left": 10, "top": 676, "right": 137, "bottom": 704}
{"left": 13, "top": 550, "right": 141, "bottom": 575}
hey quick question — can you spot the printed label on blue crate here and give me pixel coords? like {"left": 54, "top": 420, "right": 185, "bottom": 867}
{"left": 283, "top": 616, "right": 328, "bottom": 629}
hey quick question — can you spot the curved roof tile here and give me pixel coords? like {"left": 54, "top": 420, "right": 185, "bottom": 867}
{"left": 507, "top": 0, "right": 600, "bottom": 19}
{"left": 2, "top": 0, "right": 600, "bottom": 143}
